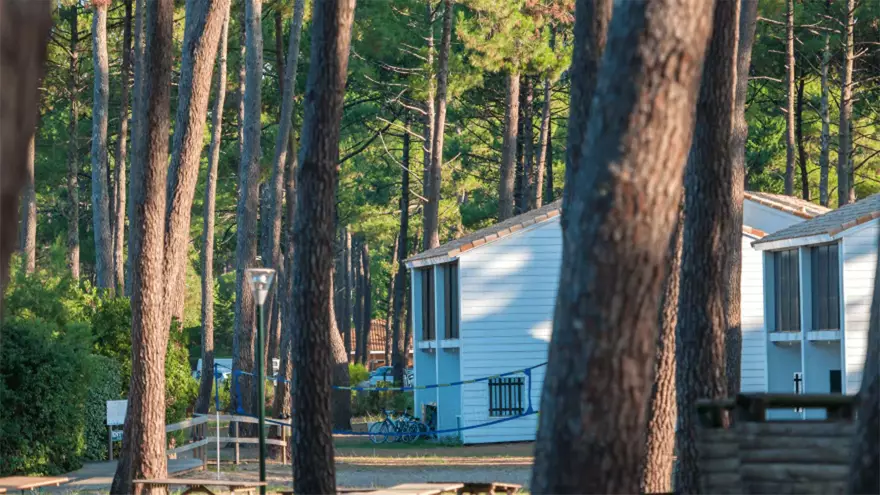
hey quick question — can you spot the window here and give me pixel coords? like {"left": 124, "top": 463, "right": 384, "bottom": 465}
{"left": 811, "top": 243, "right": 840, "bottom": 330}
{"left": 421, "top": 268, "right": 435, "bottom": 340}
{"left": 488, "top": 377, "right": 525, "bottom": 417}
{"left": 774, "top": 249, "right": 801, "bottom": 331}
{"left": 443, "top": 262, "right": 459, "bottom": 339}
{"left": 830, "top": 370, "right": 842, "bottom": 394}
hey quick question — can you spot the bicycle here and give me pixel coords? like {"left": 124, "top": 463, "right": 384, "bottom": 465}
{"left": 368, "top": 409, "right": 397, "bottom": 444}
{"left": 396, "top": 408, "right": 428, "bottom": 444}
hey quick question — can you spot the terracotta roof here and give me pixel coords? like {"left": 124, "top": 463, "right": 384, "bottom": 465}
{"left": 349, "top": 320, "right": 388, "bottom": 355}
{"left": 405, "top": 199, "right": 563, "bottom": 266}
{"left": 742, "top": 225, "right": 767, "bottom": 238}
{"left": 743, "top": 191, "right": 830, "bottom": 219}
{"left": 753, "top": 194, "right": 880, "bottom": 246}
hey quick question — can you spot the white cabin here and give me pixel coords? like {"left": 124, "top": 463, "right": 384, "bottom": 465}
{"left": 752, "top": 193, "right": 879, "bottom": 419}
{"left": 405, "top": 192, "right": 829, "bottom": 444}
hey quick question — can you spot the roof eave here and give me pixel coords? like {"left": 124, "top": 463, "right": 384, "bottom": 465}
{"left": 752, "top": 234, "right": 835, "bottom": 251}
{"left": 405, "top": 253, "right": 459, "bottom": 269}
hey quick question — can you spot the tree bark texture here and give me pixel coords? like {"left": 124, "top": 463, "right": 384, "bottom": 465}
{"left": 360, "top": 242, "right": 372, "bottom": 366}
{"left": 329, "top": 277, "right": 352, "bottom": 430}
{"left": 520, "top": 77, "right": 534, "bottom": 213}
{"left": 640, "top": 207, "right": 683, "bottom": 494}
{"left": 848, "top": 230, "right": 880, "bottom": 493}
{"left": 163, "top": 0, "right": 231, "bottom": 327}
{"left": 385, "top": 236, "right": 399, "bottom": 365}
{"left": 422, "top": 0, "right": 435, "bottom": 243}
{"left": 290, "top": 0, "right": 356, "bottom": 491}
{"left": 534, "top": 77, "right": 551, "bottom": 209}
{"left": 237, "top": 3, "right": 246, "bottom": 175}
{"left": 125, "top": 0, "right": 146, "bottom": 296}
{"left": 796, "top": 70, "right": 809, "bottom": 200}
{"left": 110, "top": 0, "right": 174, "bottom": 492}
{"left": 113, "top": 0, "right": 132, "bottom": 293}
{"left": 67, "top": 5, "right": 81, "bottom": 280}
{"left": 232, "top": 0, "right": 263, "bottom": 419}
{"left": 837, "top": 0, "right": 855, "bottom": 206}
{"left": 783, "top": 0, "right": 795, "bottom": 196}
{"left": 727, "top": 0, "right": 758, "bottom": 401}
{"left": 675, "top": 1, "right": 740, "bottom": 492}
{"left": 819, "top": 32, "right": 831, "bottom": 207}
{"left": 196, "top": 7, "right": 230, "bottom": 415}
{"left": 19, "top": 134, "right": 37, "bottom": 274}
{"left": 392, "top": 123, "right": 410, "bottom": 385}
{"left": 262, "top": 0, "right": 306, "bottom": 373}
{"left": 0, "top": 2, "right": 51, "bottom": 308}
{"left": 342, "top": 228, "right": 353, "bottom": 357}
{"left": 423, "top": 0, "right": 452, "bottom": 250}
{"left": 352, "top": 235, "right": 364, "bottom": 363}
{"left": 498, "top": 72, "right": 520, "bottom": 221}
{"left": 91, "top": 1, "right": 114, "bottom": 291}
{"left": 531, "top": 0, "right": 715, "bottom": 491}
{"left": 560, "top": 0, "right": 612, "bottom": 234}
{"left": 545, "top": 112, "right": 553, "bottom": 203}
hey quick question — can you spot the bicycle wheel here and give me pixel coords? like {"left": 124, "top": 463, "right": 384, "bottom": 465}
{"left": 402, "top": 421, "right": 420, "bottom": 443}
{"left": 368, "top": 420, "right": 389, "bottom": 444}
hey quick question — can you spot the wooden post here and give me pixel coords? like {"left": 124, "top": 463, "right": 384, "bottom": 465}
{"left": 107, "top": 426, "right": 113, "bottom": 461}
{"left": 281, "top": 425, "right": 287, "bottom": 464}
{"left": 233, "top": 420, "right": 240, "bottom": 465}
{"left": 200, "top": 423, "right": 207, "bottom": 467}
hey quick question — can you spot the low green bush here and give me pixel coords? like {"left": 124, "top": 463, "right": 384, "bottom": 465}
{"left": 349, "top": 363, "right": 369, "bottom": 385}
{"left": 82, "top": 356, "right": 122, "bottom": 461}
{"left": 351, "top": 389, "right": 414, "bottom": 417}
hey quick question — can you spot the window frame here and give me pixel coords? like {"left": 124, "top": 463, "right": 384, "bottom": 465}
{"left": 810, "top": 243, "right": 840, "bottom": 331}
{"left": 488, "top": 376, "right": 525, "bottom": 418}
{"left": 773, "top": 248, "right": 801, "bottom": 332}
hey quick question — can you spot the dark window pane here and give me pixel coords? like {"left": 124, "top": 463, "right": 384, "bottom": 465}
{"left": 774, "top": 249, "right": 801, "bottom": 331}
{"left": 830, "top": 369, "right": 842, "bottom": 394}
{"left": 810, "top": 243, "right": 840, "bottom": 331}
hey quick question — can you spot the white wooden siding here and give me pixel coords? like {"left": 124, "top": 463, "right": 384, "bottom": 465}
{"left": 741, "top": 234, "right": 766, "bottom": 392}
{"left": 841, "top": 220, "right": 878, "bottom": 394}
{"left": 458, "top": 217, "right": 560, "bottom": 444}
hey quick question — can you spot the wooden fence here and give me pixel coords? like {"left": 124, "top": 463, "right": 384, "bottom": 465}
{"left": 164, "top": 414, "right": 294, "bottom": 468}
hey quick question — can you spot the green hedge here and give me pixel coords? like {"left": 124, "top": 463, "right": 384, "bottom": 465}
{"left": 82, "top": 356, "right": 122, "bottom": 461}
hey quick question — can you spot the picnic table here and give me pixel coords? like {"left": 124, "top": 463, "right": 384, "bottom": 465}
{"left": 133, "top": 478, "right": 267, "bottom": 495}
{"left": 0, "top": 476, "right": 69, "bottom": 493}
{"left": 350, "top": 483, "right": 465, "bottom": 495}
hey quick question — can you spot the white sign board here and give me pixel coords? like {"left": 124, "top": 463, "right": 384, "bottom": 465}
{"left": 106, "top": 400, "right": 128, "bottom": 426}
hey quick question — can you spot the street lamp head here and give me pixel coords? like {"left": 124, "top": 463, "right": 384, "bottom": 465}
{"left": 245, "top": 267, "right": 276, "bottom": 306}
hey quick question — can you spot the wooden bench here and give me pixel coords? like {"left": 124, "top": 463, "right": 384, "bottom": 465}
{"left": 134, "top": 478, "right": 267, "bottom": 495}
{"left": 349, "top": 483, "right": 465, "bottom": 495}
{"left": 0, "top": 476, "right": 69, "bottom": 493}
{"left": 452, "top": 482, "right": 522, "bottom": 494}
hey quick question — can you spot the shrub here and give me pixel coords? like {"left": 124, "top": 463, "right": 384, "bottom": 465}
{"left": 351, "top": 389, "right": 414, "bottom": 418}
{"left": 0, "top": 318, "right": 92, "bottom": 475}
{"left": 82, "top": 356, "right": 122, "bottom": 461}
{"left": 349, "top": 363, "right": 369, "bottom": 385}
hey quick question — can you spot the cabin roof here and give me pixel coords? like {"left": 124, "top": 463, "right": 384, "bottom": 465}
{"left": 742, "top": 191, "right": 831, "bottom": 219}
{"left": 753, "top": 194, "right": 880, "bottom": 249}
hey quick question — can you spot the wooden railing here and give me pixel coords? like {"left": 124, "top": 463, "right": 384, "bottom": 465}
{"left": 164, "top": 414, "right": 293, "bottom": 468}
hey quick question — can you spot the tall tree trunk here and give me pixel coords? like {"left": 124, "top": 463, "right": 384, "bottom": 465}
{"left": 520, "top": 77, "right": 534, "bottom": 213}
{"left": 125, "top": 0, "right": 146, "bottom": 297}
{"left": 290, "top": 0, "right": 356, "bottom": 490}
{"left": 392, "top": 117, "right": 410, "bottom": 385}
{"left": 640, "top": 206, "right": 683, "bottom": 494}
{"left": 196, "top": 7, "right": 230, "bottom": 416}
{"left": 91, "top": 0, "right": 113, "bottom": 291}
{"left": 113, "top": 0, "right": 132, "bottom": 293}
{"left": 328, "top": 276, "right": 352, "bottom": 430}
{"left": 531, "top": 0, "right": 714, "bottom": 491}
{"left": 66, "top": 5, "right": 80, "bottom": 281}
{"left": 352, "top": 235, "right": 363, "bottom": 363}
{"left": 560, "top": 0, "right": 612, "bottom": 235}
{"left": 534, "top": 77, "right": 551, "bottom": 209}
{"left": 819, "top": 32, "right": 831, "bottom": 207}
{"left": 163, "top": 0, "right": 231, "bottom": 328}
{"left": 675, "top": 1, "right": 740, "bottom": 492}
{"left": 837, "top": 0, "right": 855, "bottom": 206}
{"left": 422, "top": 0, "right": 435, "bottom": 245}
{"left": 545, "top": 112, "right": 553, "bottom": 203}
{"left": 514, "top": 105, "right": 524, "bottom": 215}
{"left": 263, "top": 0, "right": 306, "bottom": 374}
{"left": 232, "top": 0, "right": 263, "bottom": 420}
{"left": 0, "top": 0, "right": 51, "bottom": 303}
{"left": 110, "top": 0, "right": 174, "bottom": 492}
{"left": 360, "top": 242, "right": 372, "bottom": 366}
{"left": 783, "top": 0, "right": 795, "bottom": 196}
{"left": 727, "top": 0, "right": 758, "bottom": 401}
{"left": 237, "top": 3, "right": 246, "bottom": 176}
{"left": 796, "top": 68, "right": 809, "bottom": 200}
{"left": 423, "top": 0, "right": 452, "bottom": 250}
{"left": 498, "top": 72, "right": 520, "bottom": 221}
{"left": 19, "top": 134, "right": 36, "bottom": 274}
{"left": 848, "top": 231, "right": 880, "bottom": 493}
{"left": 342, "top": 228, "right": 353, "bottom": 357}
{"left": 384, "top": 236, "right": 399, "bottom": 365}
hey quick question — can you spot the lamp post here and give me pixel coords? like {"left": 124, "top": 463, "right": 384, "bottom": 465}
{"left": 245, "top": 266, "right": 275, "bottom": 495}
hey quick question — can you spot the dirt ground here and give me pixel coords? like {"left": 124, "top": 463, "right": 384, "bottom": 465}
{"left": 186, "top": 439, "right": 535, "bottom": 492}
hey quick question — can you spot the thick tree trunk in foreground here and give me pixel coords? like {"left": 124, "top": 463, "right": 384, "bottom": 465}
{"left": 819, "top": 32, "right": 831, "bottom": 207}
{"left": 163, "top": 0, "right": 230, "bottom": 327}
{"left": 232, "top": 0, "right": 263, "bottom": 419}
{"left": 0, "top": 0, "right": 50, "bottom": 295}
{"left": 20, "top": 135, "right": 37, "bottom": 274}
{"left": 531, "top": 0, "right": 714, "bottom": 491}
{"left": 290, "top": 0, "right": 356, "bottom": 491}
{"left": 110, "top": 0, "right": 174, "bottom": 492}
{"left": 675, "top": 1, "right": 740, "bottom": 492}
{"left": 727, "top": 0, "right": 758, "bottom": 401}
{"left": 560, "top": 0, "right": 612, "bottom": 235}
{"left": 640, "top": 208, "right": 683, "bottom": 494}
{"left": 533, "top": 77, "right": 551, "bottom": 209}
{"left": 263, "top": 0, "right": 306, "bottom": 373}
{"left": 91, "top": 0, "right": 114, "bottom": 291}
{"left": 848, "top": 231, "right": 880, "bottom": 493}
{"left": 783, "top": 0, "right": 795, "bottom": 196}
{"left": 423, "top": 0, "right": 452, "bottom": 250}
{"left": 113, "top": 0, "right": 132, "bottom": 292}
{"left": 392, "top": 123, "right": 410, "bottom": 385}
{"left": 196, "top": 8, "right": 230, "bottom": 415}
{"left": 837, "top": 0, "right": 855, "bottom": 206}
{"left": 66, "top": 5, "right": 81, "bottom": 281}
{"left": 498, "top": 72, "right": 520, "bottom": 221}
